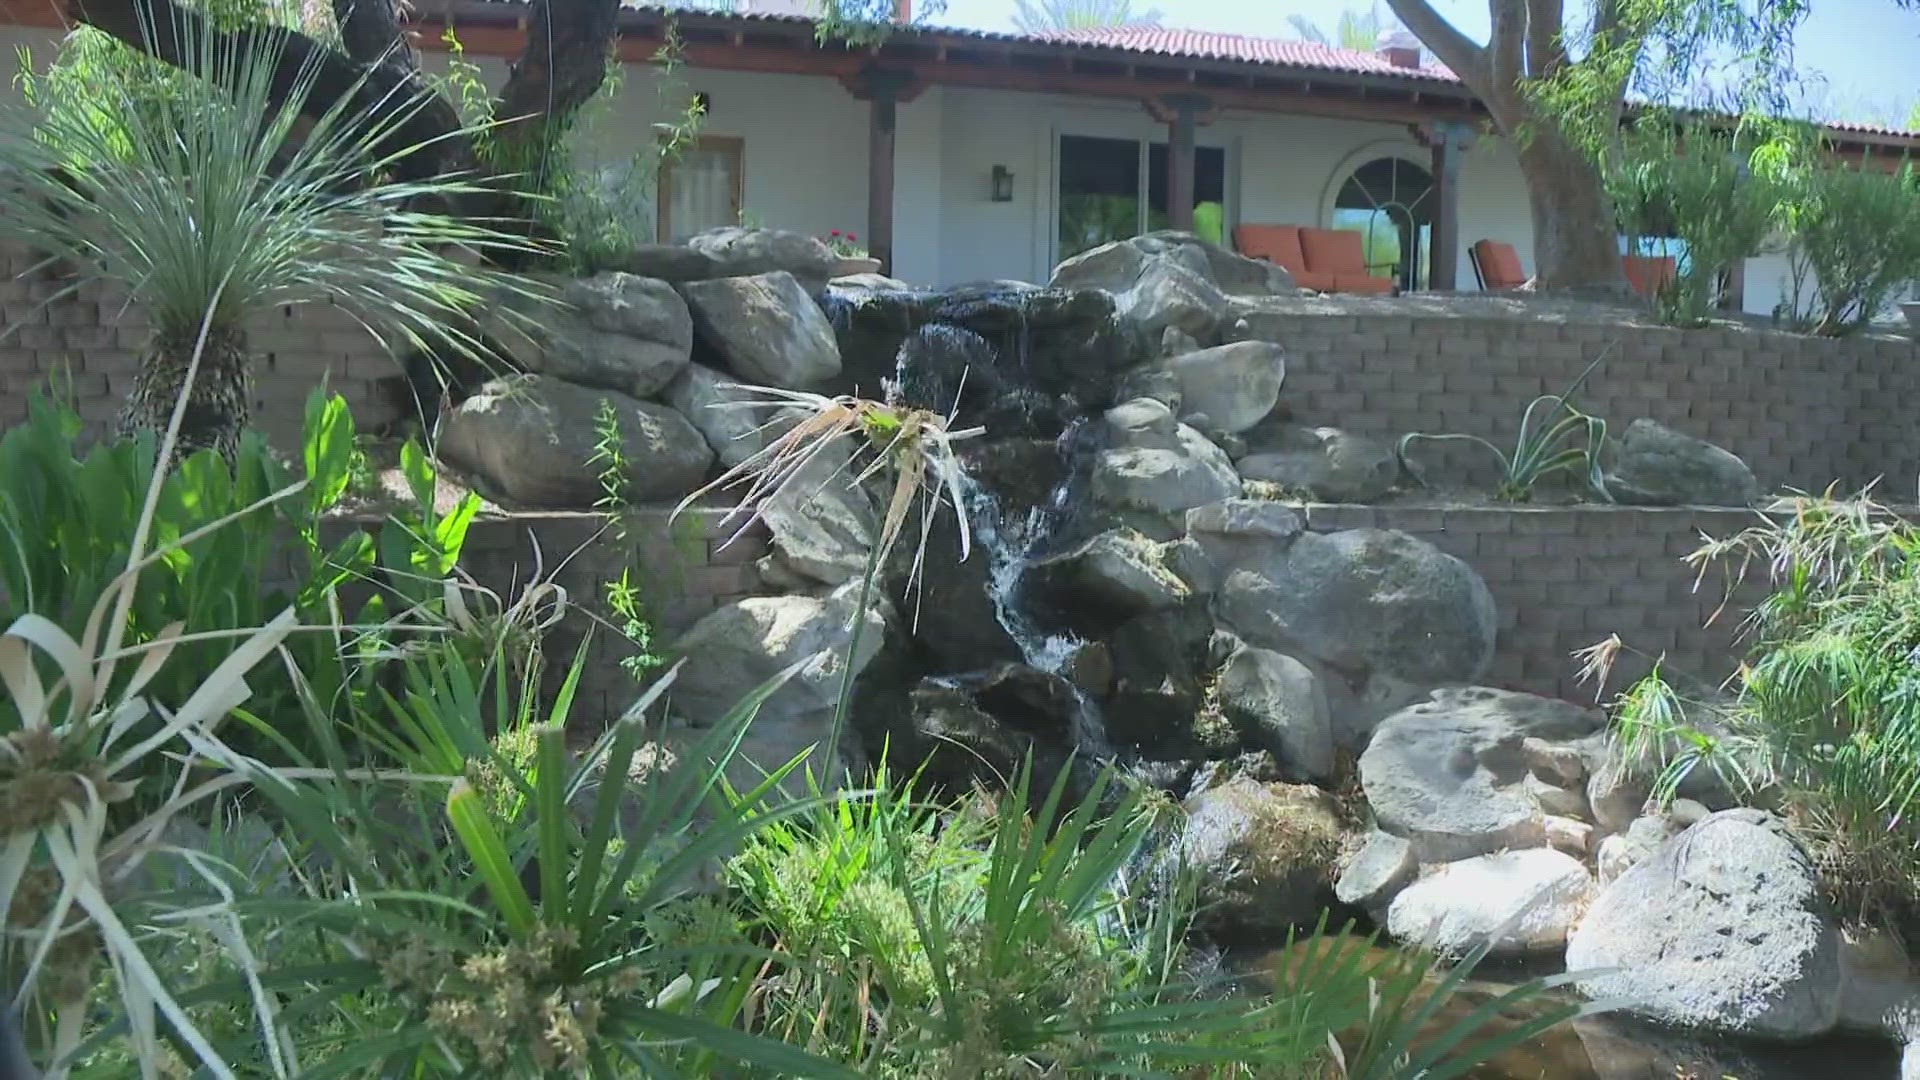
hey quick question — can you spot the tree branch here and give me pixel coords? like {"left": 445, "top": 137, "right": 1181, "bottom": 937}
{"left": 68, "top": 0, "right": 478, "bottom": 184}
{"left": 1489, "top": 0, "right": 1527, "bottom": 90}
{"left": 491, "top": 0, "right": 622, "bottom": 167}
{"left": 331, "top": 0, "right": 416, "bottom": 69}
{"left": 1385, "top": 0, "right": 1492, "bottom": 96}
{"left": 1526, "top": 0, "right": 1569, "bottom": 80}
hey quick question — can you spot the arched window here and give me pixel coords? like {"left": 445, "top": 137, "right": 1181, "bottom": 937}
{"left": 1332, "top": 157, "right": 1435, "bottom": 292}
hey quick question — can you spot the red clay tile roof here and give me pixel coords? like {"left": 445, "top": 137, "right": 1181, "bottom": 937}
{"left": 1033, "top": 25, "right": 1457, "bottom": 83}
{"left": 503, "top": 4, "right": 1917, "bottom": 140}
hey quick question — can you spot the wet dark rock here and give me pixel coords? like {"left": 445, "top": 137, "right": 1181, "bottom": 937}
{"left": 1100, "top": 605, "right": 1223, "bottom": 752}
{"left": 1025, "top": 527, "right": 1191, "bottom": 633}
{"left": 952, "top": 662, "right": 1083, "bottom": 740}
{"left": 824, "top": 278, "right": 1142, "bottom": 436}
{"left": 886, "top": 509, "right": 1024, "bottom": 674}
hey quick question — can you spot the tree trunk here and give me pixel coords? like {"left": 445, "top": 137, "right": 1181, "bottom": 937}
{"left": 117, "top": 322, "right": 252, "bottom": 462}
{"left": 491, "top": 0, "right": 623, "bottom": 172}
{"left": 1516, "top": 129, "right": 1629, "bottom": 294}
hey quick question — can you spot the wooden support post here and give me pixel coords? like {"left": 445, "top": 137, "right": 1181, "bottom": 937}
{"left": 868, "top": 91, "right": 897, "bottom": 274}
{"left": 1720, "top": 258, "right": 1747, "bottom": 313}
{"left": 1168, "top": 105, "right": 1196, "bottom": 232}
{"left": 1158, "top": 94, "right": 1212, "bottom": 235}
{"left": 1416, "top": 121, "right": 1477, "bottom": 293}
{"left": 844, "top": 67, "right": 923, "bottom": 277}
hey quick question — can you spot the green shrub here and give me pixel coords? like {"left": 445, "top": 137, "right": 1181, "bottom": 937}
{"left": 0, "top": 387, "right": 477, "bottom": 740}
{"left": 436, "top": 24, "right": 708, "bottom": 272}
{"left": 1768, "top": 148, "right": 1920, "bottom": 335}
{"left": 1606, "top": 125, "right": 1782, "bottom": 326}
{"left": 1609, "top": 494, "right": 1920, "bottom": 924}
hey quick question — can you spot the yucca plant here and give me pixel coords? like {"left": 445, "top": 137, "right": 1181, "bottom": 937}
{"left": 0, "top": 2, "right": 535, "bottom": 458}
{"left": 1396, "top": 352, "right": 1613, "bottom": 503}
{"left": 673, "top": 384, "right": 984, "bottom": 774}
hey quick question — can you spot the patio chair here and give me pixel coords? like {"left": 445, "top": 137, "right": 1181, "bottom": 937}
{"left": 1469, "top": 239, "right": 1528, "bottom": 290}
{"left": 1622, "top": 254, "right": 1678, "bottom": 298}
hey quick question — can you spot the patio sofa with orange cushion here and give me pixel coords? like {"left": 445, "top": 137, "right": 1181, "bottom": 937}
{"left": 1232, "top": 224, "right": 1396, "bottom": 295}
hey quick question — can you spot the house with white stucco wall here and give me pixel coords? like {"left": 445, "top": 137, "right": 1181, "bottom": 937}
{"left": 1, "top": 4, "right": 1910, "bottom": 317}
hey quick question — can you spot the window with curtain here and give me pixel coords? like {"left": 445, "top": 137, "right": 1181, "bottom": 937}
{"left": 658, "top": 136, "right": 745, "bottom": 242}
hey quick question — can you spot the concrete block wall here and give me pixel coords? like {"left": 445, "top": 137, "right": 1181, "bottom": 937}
{"left": 261, "top": 508, "right": 774, "bottom": 727}
{"left": 454, "top": 508, "right": 775, "bottom": 725}
{"left": 1299, "top": 503, "right": 1765, "bottom": 702}
{"left": 1241, "top": 312, "right": 1920, "bottom": 495}
{"left": 0, "top": 243, "right": 406, "bottom": 448}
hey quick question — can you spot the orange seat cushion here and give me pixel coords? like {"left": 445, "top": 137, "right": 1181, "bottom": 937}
{"left": 1471, "top": 240, "right": 1528, "bottom": 289}
{"left": 1233, "top": 225, "right": 1307, "bottom": 275}
{"left": 1299, "top": 228, "right": 1371, "bottom": 274}
{"left": 1330, "top": 272, "right": 1396, "bottom": 295}
{"left": 1291, "top": 269, "right": 1339, "bottom": 292}
{"left": 1622, "top": 254, "right": 1677, "bottom": 297}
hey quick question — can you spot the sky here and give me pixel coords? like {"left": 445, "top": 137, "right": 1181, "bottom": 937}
{"left": 923, "top": 0, "right": 1920, "bottom": 127}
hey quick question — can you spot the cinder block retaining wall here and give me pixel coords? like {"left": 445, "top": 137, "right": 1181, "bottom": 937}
{"left": 0, "top": 246, "right": 405, "bottom": 448}
{"left": 10, "top": 247, "right": 1897, "bottom": 707}
{"left": 1299, "top": 503, "right": 1765, "bottom": 702}
{"left": 261, "top": 509, "right": 775, "bottom": 725}
{"left": 401, "top": 504, "right": 1756, "bottom": 716}
{"left": 1239, "top": 312, "right": 1920, "bottom": 495}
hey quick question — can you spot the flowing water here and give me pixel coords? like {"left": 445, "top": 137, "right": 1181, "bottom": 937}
{"left": 955, "top": 466, "right": 1114, "bottom": 757}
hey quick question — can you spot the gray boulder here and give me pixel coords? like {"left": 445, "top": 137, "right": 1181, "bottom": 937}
{"left": 663, "top": 362, "right": 775, "bottom": 468}
{"left": 1566, "top": 809, "right": 1843, "bottom": 1040}
{"left": 1595, "top": 813, "right": 1681, "bottom": 886}
{"left": 1050, "top": 231, "right": 1295, "bottom": 298}
{"left": 1335, "top": 829, "right": 1418, "bottom": 913}
{"left": 1237, "top": 426, "right": 1398, "bottom": 503}
{"left": 486, "top": 273, "right": 691, "bottom": 398}
{"left": 1170, "top": 776, "right": 1344, "bottom": 945}
{"left": 1051, "top": 237, "right": 1227, "bottom": 342}
{"left": 439, "top": 375, "right": 713, "bottom": 508}
{"left": 1358, "top": 687, "right": 1609, "bottom": 862}
{"left": 1214, "top": 529, "right": 1498, "bottom": 730}
{"left": 600, "top": 244, "right": 727, "bottom": 283}
{"left": 1153, "top": 341, "right": 1286, "bottom": 434}
{"left": 1130, "top": 254, "right": 1230, "bottom": 345}
{"left": 668, "top": 583, "right": 890, "bottom": 781}
{"left": 1090, "top": 398, "right": 1241, "bottom": 526}
{"left": 1215, "top": 645, "right": 1334, "bottom": 781}
{"left": 1387, "top": 849, "right": 1595, "bottom": 956}
{"left": 1026, "top": 528, "right": 1190, "bottom": 622}
{"left": 1604, "top": 418, "right": 1761, "bottom": 507}
{"left": 1183, "top": 498, "right": 1304, "bottom": 577}
{"left": 756, "top": 437, "right": 877, "bottom": 587}
{"left": 685, "top": 226, "right": 837, "bottom": 294}
{"left": 680, "top": 271, "right": 843, "bottom": 388}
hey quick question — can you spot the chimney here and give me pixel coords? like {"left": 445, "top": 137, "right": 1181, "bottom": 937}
{"left": 1375, "top": 28, "right": 1423, "bottom": 69}
{"left": 893, "top": 0, "right": 911, "bottom": 22}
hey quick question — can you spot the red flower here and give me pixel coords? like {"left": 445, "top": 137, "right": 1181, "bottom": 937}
{"left": 847, "top": 233, "right": 857, "bottom": 241}
{"left": 830, "top": 229, "right": 842, "bottom": 236}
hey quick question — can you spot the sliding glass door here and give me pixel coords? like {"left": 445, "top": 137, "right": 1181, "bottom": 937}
{"left": 1057, "top": 135, "right": 1227, "bottom": 262}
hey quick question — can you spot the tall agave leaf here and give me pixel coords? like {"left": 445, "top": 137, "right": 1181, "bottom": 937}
{"left": 0, "top": 1, "right": 541, "bottom": 453}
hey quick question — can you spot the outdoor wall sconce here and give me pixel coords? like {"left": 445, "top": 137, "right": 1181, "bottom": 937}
{"left": 990, "top": 165, "right": 1015, "bottom": 202}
